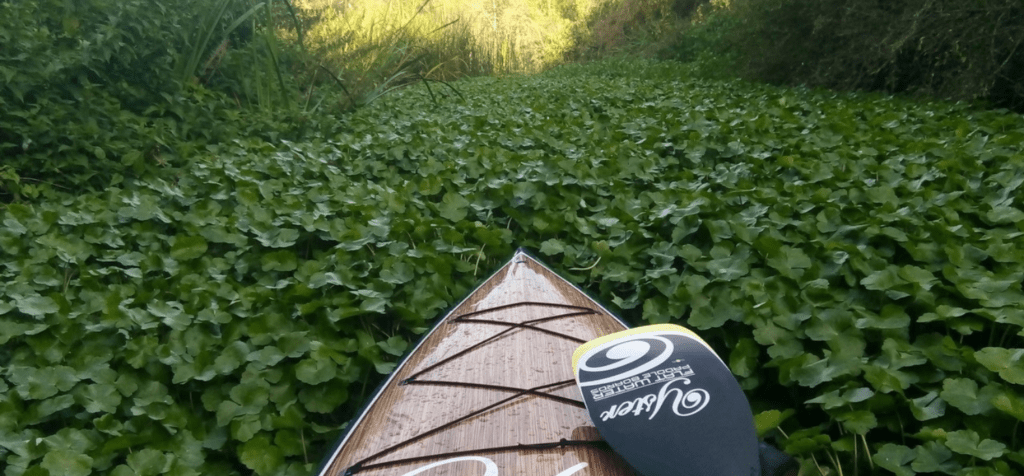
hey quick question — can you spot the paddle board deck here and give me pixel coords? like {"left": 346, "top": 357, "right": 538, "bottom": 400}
{"left": 315, "top": 250, "right": 639, "bottom": 476}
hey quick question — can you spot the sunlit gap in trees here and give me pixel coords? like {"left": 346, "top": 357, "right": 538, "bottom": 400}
{"left": 291, "top": 0, "right": 603, "bottom": 76}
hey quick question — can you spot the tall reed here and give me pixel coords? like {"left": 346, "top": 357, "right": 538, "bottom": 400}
{"left": 176, "top": 0, "right": 269, "bottom": 82}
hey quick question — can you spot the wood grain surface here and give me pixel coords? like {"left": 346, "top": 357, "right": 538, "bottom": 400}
{"left": 317, "top": 251, "right": 640, "bottom": 476}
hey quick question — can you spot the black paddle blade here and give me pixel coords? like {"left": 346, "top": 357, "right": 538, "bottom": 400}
{"left": 572, "top": 324, "right": 761, "bottom": 476}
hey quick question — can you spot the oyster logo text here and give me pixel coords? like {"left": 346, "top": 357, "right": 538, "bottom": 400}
{"left": 599, "top": 379, "right": 710, "bottom": 422}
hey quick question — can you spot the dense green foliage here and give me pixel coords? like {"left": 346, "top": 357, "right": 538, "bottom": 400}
{"left": 666, "top": 0, "right": 1024, "bottom": 112}
{"left": 1, "top": 0, "right": 185, "bottom": 199}
{"left": 2, "top": 58, "right": 1024, "bottom": 475}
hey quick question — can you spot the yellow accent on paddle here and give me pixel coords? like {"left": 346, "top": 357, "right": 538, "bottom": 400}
{"left": 571, "top": 324, "right": 709, "bottom": 375}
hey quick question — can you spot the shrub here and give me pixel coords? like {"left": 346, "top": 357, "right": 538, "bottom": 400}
{"left": 701, "top": 0, "right": 1024, "bottom": 111}
{"left": 0, "top": 0, "right": 326, "bottom": 203}
{"left": 0, "top": 0, "right": 189, "bottom": 200}
{"left": 568, "top": 0, "right": 686, "bottom": 60}
{"left": 663, "top": 0, "right": 739, "bottom": 78}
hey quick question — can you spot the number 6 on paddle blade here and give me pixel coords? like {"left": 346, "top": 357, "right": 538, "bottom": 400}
{"left": 572, "top": 324, "right": 761, "bottom": 476}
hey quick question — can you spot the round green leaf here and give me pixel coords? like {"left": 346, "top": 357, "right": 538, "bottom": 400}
{"left": 256, "top": 228, "right": 300, "bottom": 248}
{"left": 974, "top": 347, "right": 1024, "bottom": 384}
{"left": 41, "top": 449, "right": 93, "bottom": 476}
{"left": 295, "top": 357, "right": 336, "bottom": 385}
{"left": 230, "top": 381, "right": 270, "bottom": 410}
{"left": 940, "top": 378, "right": 996, "bottom": 415}
{"left": 752, "top": 409, "right": 791, "bottom": 437}
{"left": 439, "top": 191, "right": 469, "bottom": 222}
{"left": 16, "top": 295, "right": 59, "bottom": 317}
{"left": 728, "top": 338, "right": 760, "bottom": 378}
{"left": 912, "top": 441, "right": 957, "bottom": 474}
{"left": 238, "top": 435, "right": 284, "bottom": 475}
{"left": 170, "top": 236, "right": 208, "bottom": 261}
{"left": 147, "top": 301, "right": 191, "bottom": 331}
{"left": 873, "top": 443, "right": 915, "bottom": 476}
{"left": 380, "top": 262, "right": 414, "bottom": 284}
{"left": 836, "top": 410, "right": 877, "bottom": 434}
{"left": 378, "top": 336, "right": 408, "bottom": 357}
{"left": 944, "top": 430, "right": 1006, "bottom": 460}
{"left": 127, "top": 448, "right": 168, "bottom": 476}
{"left": 539, "top": 239, "right": 565, "bottom": 256}
{"left": 261, "top": 250, "right": 298, "bottom": 272}
{"left": 375, "top": 361, "right": 397, "bottom": 374}
{"left": 299, "top": 385, "right": 348, "bottom": 413}
{"left": 213, "top": 341, "right": 251, "bottom": 375}
{"left": 992, "top": 390, "right": 1024, "bottom": 421}
{"left": 76, "top": 383, "right": 122, "bottom": 414}
{"left": 248, "top": 346, "right": 286, "bottom": 368}
{"left": 860, "top": 267, "right": 905, "bottom": 291}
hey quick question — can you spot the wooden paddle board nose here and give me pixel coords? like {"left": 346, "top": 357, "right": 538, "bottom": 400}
{"left": 314, "top": 251, "right": 642, "bottom": 476}
{"left": 572, "top": 325, "right": 761, "bottom": 476}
